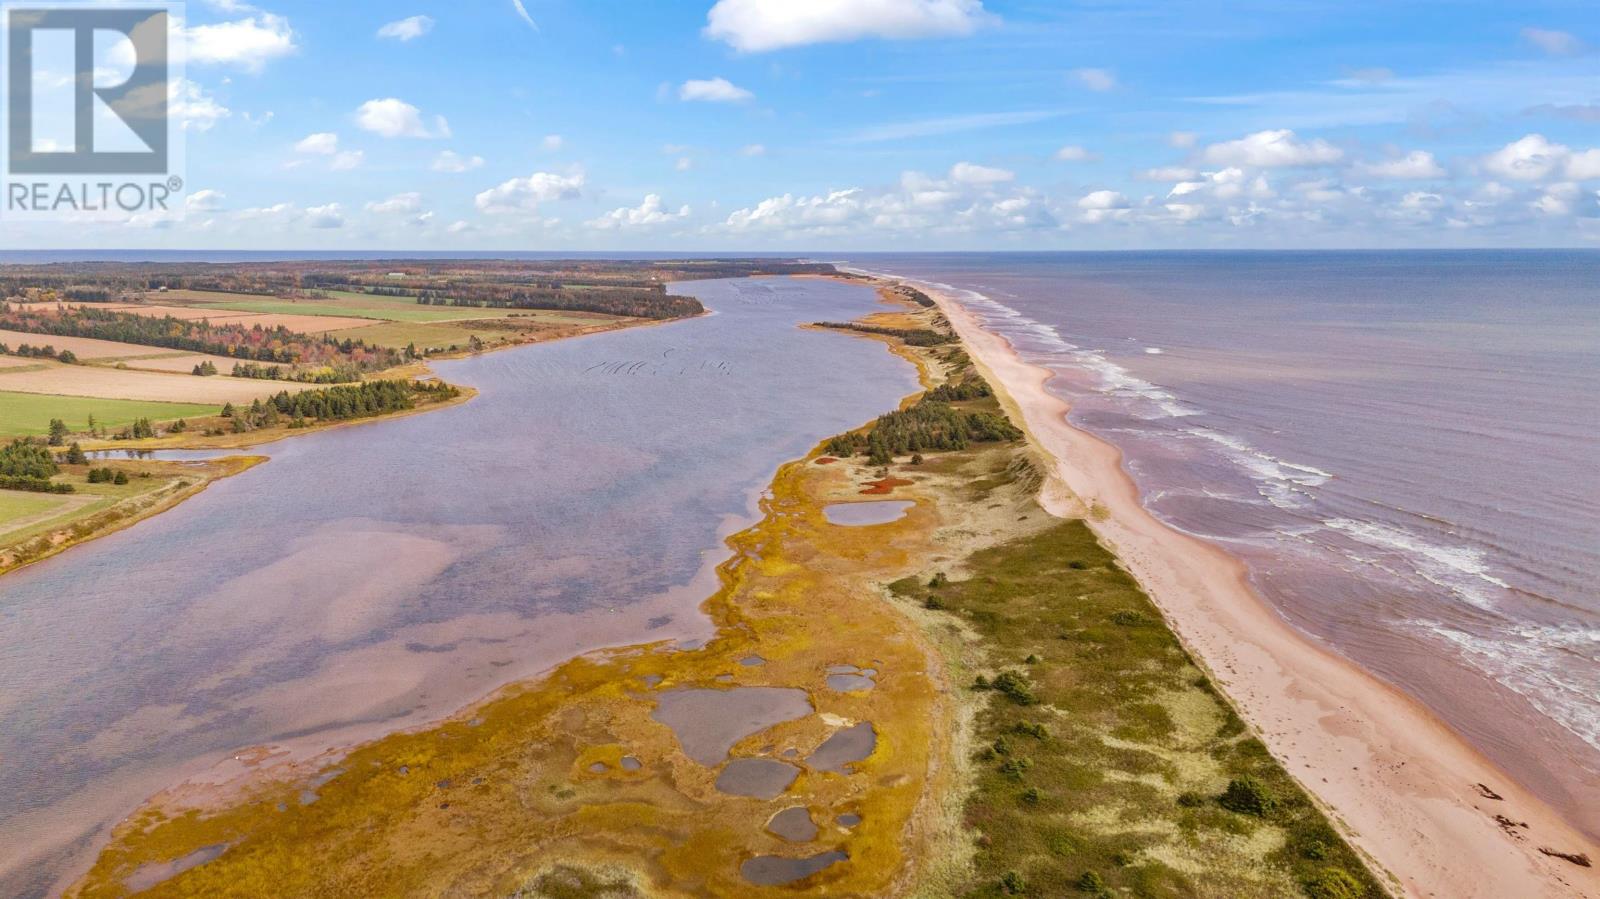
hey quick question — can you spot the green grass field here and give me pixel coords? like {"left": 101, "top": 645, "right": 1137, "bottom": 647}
{"left": 196, "top": 296, "right": 505, "bottom": 324}
{"left": 0, "top": 392, "right": 220, "bottom": 436}
{"left": 0, "top": 490, "right": 70, "bottom": 526}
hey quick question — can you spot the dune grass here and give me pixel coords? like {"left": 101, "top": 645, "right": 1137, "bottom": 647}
{"left": 894, "top": 519, "right": 1385, "bottom": 899}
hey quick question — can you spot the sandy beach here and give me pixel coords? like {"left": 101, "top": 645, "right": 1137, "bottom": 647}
{"left": 926, "top": 282, "right": 1599, "bottom": 899}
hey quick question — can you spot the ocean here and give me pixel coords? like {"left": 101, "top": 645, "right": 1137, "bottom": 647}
{"left": 848, "top": 251, "right": 1600, "bottom": 834}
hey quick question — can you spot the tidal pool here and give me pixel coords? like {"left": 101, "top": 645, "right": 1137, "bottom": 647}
{"left": 822, "top": 500, "right": 914, "bottom": 527}
{"left": 766, "top": 807, "right": 819, "bottom": 842}
{"left": 741, "top": 851, "right": 848, "bottom": 886}
{"left": 0, "top": 276, "right": 921, "bottom": 898}
{"left": 808, "top": 723, "right": 878, "bottom": 774}
{"left": 715, "top": 758, "right": 800, "bottom": 799}
{"left": 650, "top": 687, "right": 813, "bottom": 766}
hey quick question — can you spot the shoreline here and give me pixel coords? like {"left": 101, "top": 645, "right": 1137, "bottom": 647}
{"left": 0, "top": 309, "right": 705, "bottom": 580}
{"left": 918, "top": 279, "right": 1599, "bottom": 898}
{"left": 60, "top": 285, "right": 962, "bottom": 897}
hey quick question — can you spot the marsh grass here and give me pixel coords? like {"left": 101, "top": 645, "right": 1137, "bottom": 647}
{"left": 894, "top": 518, "right": 1386, "bottom": 898}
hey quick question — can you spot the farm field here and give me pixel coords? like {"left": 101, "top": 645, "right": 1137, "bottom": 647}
{"left": 194, "top": 298, "right": 504, "bottom": 324}
{"left": 327, "top": 311, "right": 629, "bottom": 353}
{"left": 0, "top": 390, "right": 221, "bottom": 436}
{"left": 0, "top": 359, "right": 317, "bottom": 404}
{"left": 69, "top": 303, "right": 375, "bottom": 333}
{"left": 0, "top": 330, "right": 242, "bottom": 375}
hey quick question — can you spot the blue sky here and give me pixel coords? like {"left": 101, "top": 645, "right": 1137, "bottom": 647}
{"left": 7, "top": 0, "right": 1600, "bottom": 249}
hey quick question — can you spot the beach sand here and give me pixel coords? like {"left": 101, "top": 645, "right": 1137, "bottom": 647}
{"left": 927, "top": 284, "right": 1599, "bottom": 899}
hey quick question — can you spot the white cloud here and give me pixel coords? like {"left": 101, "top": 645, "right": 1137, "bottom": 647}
{"left": 1522, "top": 27, "right": 1585, "bottom": 57}
{"left": 1140, "top": 165, "right": 1197, "bottom": 181}
{"left": 304, "top": 203, "right": 345, "bottom": 229}
{"left": 1201, "top": 129, "right": 1343, "bottom": 167}
{"left": 841, "top": 109, "right": 1059, "bottom": 144}
{"left": 723, "top": 189, "right": 865, "bottom": 232}
{"left": 378, "top": 15, "right": 434, "bottom": 42}
{"left": 474, "top": 170, "right": 585, "bottom": 214}
{"left": 294, "top": 132, "right": 338, "bottom": 155}
{"left": 432, "top": 150, "right": 486, "bottom": 173}
{"left": 1077, "top": 189, "right": 1130, "bottom": 223}
{"left": 675, "top": 157, "right": 694, "bottom": 171}
{"left": 742, "top": 143, "right": 768, "bottom": 157}
{"left": 355, "top": 98, "right": 451, "bottom": 138}
{"left": 169, "top": 79, "right": 229, "bottom": 131}
{"left": 718, "top": 166, "right": 1055, "bottom": 237}
{"left": 330, "top": 150, "right": 364, "bottom": 171}
{"left": 185, "top": 14, "right": 297, "bottom": 71}
{"left": 511, "top": 0, "right": 538, "bottom": 30}
{"left": 1564, "top": 149, "right": 1600, "bottom": 181}
{"left": 680, "top": 78, "right": 754, "bottom": 103}
{"left": 366, "top": 192, "right": 424, "bottom": 215}
{"left": 705, "top": 0, "right": 989, "bottom": 52}
{"left": 1482, "top": 134, "right": 1567, "bottom": 181}
{"left": 588, "top": 194, "right": 691, "bottom": 229}
{"left": 1077, "top": 190, "right": 1127, "bottom": 209}
{"left": 1070, "top": 68, "right": 1117, "bottom": 92}
{"left": 447, "top": 220, "right": 475, "bottom": 234}
{"left": 950, "top": 161, "right": 1014, "bottom": 185}
{"left": 1168, "top": 131, "right": 1199, "bottom": 149}
{"left": 1054, "top": 145, "right": 1095, "bottom": 162}
{"left": 186, "top": 189, "right": 225, "bottom": 212}
{"left": 1532, "top": 182, "right": 1580, "bottom": 216}
{"left": 542, "top": 134, "right": 564, "bottom": 151}
{"left": 1356, "top": 150, "right": 1445, "bottom": 179}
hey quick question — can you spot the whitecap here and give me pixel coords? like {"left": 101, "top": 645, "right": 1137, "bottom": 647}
{"left": 1326, "top": 519, "right": 1510, "bottom": 611}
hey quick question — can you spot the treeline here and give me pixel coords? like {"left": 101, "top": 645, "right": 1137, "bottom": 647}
{"left": 0, "top": 440, "right": 73, "bottom": 493}
{"left": 813, "top": 322, "right": 955, "bottom": 347}
{"left": 0, "top": 342, "right": 78, "bottom": 364}
{"left": 216, "top": 380, "right": 459, "bottom": 433}
{"left": 230, "top": 361, "right": 366, "bottom": 384}
{"left": 0, "top": 305, "right": 402, "bottom": 371}
{"left": 826, "top": 374, "right": 1021, "bottom": 463}
{"left": 888, "top": 285, "right": 937, "bottom": 308}
{"left": 415, "top": 286, "right": 703, "bottom": 320}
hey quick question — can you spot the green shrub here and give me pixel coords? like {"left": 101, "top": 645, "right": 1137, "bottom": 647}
{"left": 991, "top": 670, "right": 1036, "bottom": 706}
{"left": 1220, "top": 776, "right": 1277, "bottom": 817}
{"left": 1076, "top": 871, "right": 1106, "bottom": 892}
{"left": 1302, "top": 867, "right": 1364, "bottom": 899}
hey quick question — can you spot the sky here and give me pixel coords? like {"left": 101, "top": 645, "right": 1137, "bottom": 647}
{"left": 4, "top": 0, "right": 1600, "bottom": 251}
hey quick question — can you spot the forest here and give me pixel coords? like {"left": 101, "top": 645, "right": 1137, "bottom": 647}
{"left": 813, "top": 321, "right": 955, "bottom": 347}
{"left": 0, "top": 440, "right": 72, "bottom": 493}
{"left": 0, "top": 305, "right": 403, "bottom": 371}
{"left": 826, "top": 373, "right": 1022, "bottom": 462}
{"left": 217, "top": 379, "right": 460, "bottom": 433}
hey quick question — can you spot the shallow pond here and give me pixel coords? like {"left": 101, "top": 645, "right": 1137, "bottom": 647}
{"left": 821, "top": 500, "right": 914, "bottom": 527}
{"left": 649, "top": 687, "right": 813, "bottom": 766}
{"left": 0, "top": 277, "right": 920, "bottom": 898}
{"left": 715, "top": 758, "right": 799, "bottom": 799}
{"left": 808, "top": 722, "right": 878, "bottom": 774}
{"left": 741, "top": 851, "right": 848, "bottom": 886}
